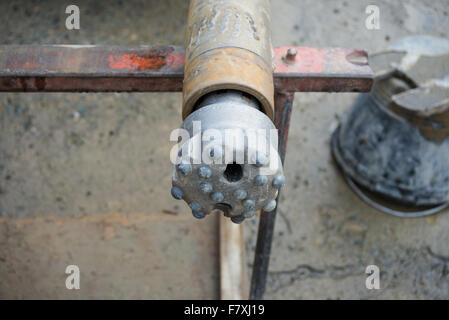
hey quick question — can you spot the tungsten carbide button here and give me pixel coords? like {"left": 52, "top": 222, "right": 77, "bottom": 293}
{"left": 272, "top": 174, "right": 286, "bottom": 188}
{"left": 254, "top": 175, "right": 268, "bottom": 186}
{"left": 177, "top": 163, "right": 191, "bottom": 175}
{"left": 231, "top": 215, "right": 245, "bottom": 224}
{"left": 192, "top": 210, "right": 206, "bottom": 219}
{"left": 198, "top": 166, "right": 212, "bottom": 179}
{"left": 199, "top": 182, "right": 212, "bottom": 194}
{"left": 263, "top": 199, "right": 277, "bottom": 212}
{"left": 234, "top": 189, "right": 247, "bottom": 200}
{"left": 210, "top": 192, "right": 224, "bottom": 202}
{"left": 189, "top": 202, "right": 201, "bottom": 211}
{"left": 243, "top": 199, "right": 256, "bottom": 210}
{"left": 243, "top": 210, "right": 256, "bottom": 218}
{"left": 170, "top": 186, "right": 184, "bottom": 200}
{"left": 252, "top": 152, "right": 269, "bottom": 167}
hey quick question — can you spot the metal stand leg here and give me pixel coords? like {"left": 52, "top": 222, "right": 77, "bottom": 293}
{"left": 249, "top": 91, "right": 294, "bottom": 300}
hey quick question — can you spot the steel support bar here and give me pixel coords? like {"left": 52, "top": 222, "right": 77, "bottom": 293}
{"left": 0, "top": 45, "right": 373, "bottom": 93}
{"left": 250, "top": 91, "right": 294, "bottom": 300}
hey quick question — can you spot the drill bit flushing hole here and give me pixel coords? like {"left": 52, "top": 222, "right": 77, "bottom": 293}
{"left": 224, "top": 163, "right": 243, "bottom": 182}
{"left": 214, "top": 203, "right": 233, "bottom": 216}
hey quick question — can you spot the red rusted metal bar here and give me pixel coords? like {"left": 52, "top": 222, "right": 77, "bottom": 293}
{"left": 0, "top": 45, "right": 185, "bottom": 92}
{"left": 0, "top": 45, "right": 373, "bottom": 92}
{"left": 273, "top": 47, "right": 373, "bottom": 92}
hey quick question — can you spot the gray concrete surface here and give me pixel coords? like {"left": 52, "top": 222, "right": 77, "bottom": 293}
{"left": 1, "top": 0, "right": 449, "bottom": 299}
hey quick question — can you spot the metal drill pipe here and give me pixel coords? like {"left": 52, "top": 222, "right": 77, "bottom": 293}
{"left": 183, "top": 0, "right": 274, "bottom": 119}
{"left": 172, "top": 0, "right": 284, "bottom": 223}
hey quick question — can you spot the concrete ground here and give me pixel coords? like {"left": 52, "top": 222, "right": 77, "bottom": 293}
{"left": 1, "top": 0, "right": 448, "bottom": 299}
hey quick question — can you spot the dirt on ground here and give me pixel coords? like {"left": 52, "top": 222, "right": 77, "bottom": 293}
{"left": 1, "top": 0, "right": 448, "bottom": 299}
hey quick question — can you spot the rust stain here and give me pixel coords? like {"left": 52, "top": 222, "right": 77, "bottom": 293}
{"left": 109, "top": 53, "right": 167, "bottom": 71}
{"left": 64, "top": 57, "right": 80, "bottom": 70}
{"left": 274, "top": 47, "right": 324, "bottom": 74}
{"left": 19, "top": 78, "right": 27, "bottom": 90}
{"left": 1, "top": 78, "right": 13, "bottom": 88}
{"left": 166, "top": 53, "right": 185, "bottom": 69}
{"left": 35, "top": 77, "right": 46, "bottom": 90}
{"left": 6, "top": 58, "right": 40, "bottom": 69}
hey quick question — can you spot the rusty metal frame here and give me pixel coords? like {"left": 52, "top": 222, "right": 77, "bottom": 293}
{"left": 0, "top": 44, "right": 373, "bottom": 299}
{"left": 0, "top": 45, "right": 372, "bottom": 93}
